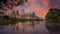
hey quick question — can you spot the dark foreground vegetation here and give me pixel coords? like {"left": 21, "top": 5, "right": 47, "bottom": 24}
{"left": 0, "top": 15, "right": 43, "bottom": 25}
{"left": 0, "top": 16, "right": 19, "bottom": 25}
{"left": 45, "top": 8, "right": 60, "bottom": 31}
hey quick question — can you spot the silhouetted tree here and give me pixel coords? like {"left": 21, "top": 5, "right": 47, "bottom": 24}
{"left": 45, "top": 8, "right": 60, "bottom": 23}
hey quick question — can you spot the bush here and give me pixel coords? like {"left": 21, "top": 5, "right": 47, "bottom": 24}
{"left": 0, "top": 16, "right": 19, "bottom": 24}
{"left": 45, "top": 8, "right": 60, "bottom": 23}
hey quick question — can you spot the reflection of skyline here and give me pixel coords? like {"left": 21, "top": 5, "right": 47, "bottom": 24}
{"left": 0, "top": 21, "right": 49, "bottom": 34}
{"left": 11, "top": 21, "right": 39, "bottom": 31}
{"left": 0, "top": 21, "right": 40, "bottom": 31}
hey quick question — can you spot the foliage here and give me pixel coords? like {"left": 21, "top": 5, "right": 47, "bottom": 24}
{"left": 0, "top": 16, "right": 19, "bottom": 24}
{"left": 45, "top": 8, "right": 60, "bottom": 23}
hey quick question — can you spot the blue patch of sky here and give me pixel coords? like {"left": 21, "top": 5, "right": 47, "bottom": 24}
{"left": 25, "top": 8, "right": 35, "bottom": 13}
{"left": 36, "top": 0, "right": 46, "bottom": 10}
{"left": 20, "top": 4, "right": 35, "bottom": 13}
{"left": 19, "top": 5, "right": 25, "bottom": 12}
{"left": 50, "top": 0, "right": 56, "bottom": 7}
{"left": 50, "top": 0, "right": 60, "bottom": 7}
{"left": 50, "top": 0, "right": 60, "bottom": 9}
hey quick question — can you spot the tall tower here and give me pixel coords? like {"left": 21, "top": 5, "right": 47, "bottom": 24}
{"left": 22, "top": 9, "right": 25, "bottom": 15}
{"left": 32, "top": 12, "right": 35, "bottom": 17}
{"left": 16, "top": 11, "right": 19, "bottom": 16}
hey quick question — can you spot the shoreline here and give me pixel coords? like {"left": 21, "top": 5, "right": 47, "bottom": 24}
{"left": 0, "top": 16, "right": 43, "bottom": 25}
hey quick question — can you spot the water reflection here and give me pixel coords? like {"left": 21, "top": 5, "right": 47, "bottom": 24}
{"left": 10, "top": 21, "right": 40, "bottom": 31}
{"left": 0, "top": 21, "right": 49, "bottom": 34}
{"left": 0, "top": 26, "right": 4, "bottom": 30}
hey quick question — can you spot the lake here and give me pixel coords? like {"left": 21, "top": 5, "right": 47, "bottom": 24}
{"left": 0, "top": 21, "right": 60, "bottom": 34}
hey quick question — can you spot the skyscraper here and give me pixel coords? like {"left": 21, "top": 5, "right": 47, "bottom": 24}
{"left": 16, "top": 11, "right": 19, "bottom": 15}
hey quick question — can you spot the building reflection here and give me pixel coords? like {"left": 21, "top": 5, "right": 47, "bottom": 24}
{"left": 11, "top": 23, "right": 19, "bottom": 30}
{"left": 0, "top": 21, "right": 52, "bottom": 34}
{"left": 10, "top": 21, "right": 40, "bottom": 31}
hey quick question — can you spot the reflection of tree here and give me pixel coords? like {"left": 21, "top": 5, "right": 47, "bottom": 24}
{"left": 10, "top": 21, "right": 40, "bottom": 31}
{"left": 31, "top": 21, "right": 35, "bottom": 29}
{"left": 30, "top": 21, "right": 40, "bottom": 29}
{"left": 21, "top": 23, "right": 25, "bottom": 31}
{"left": 11, "top": 23, "right": 19, "bottom": 31}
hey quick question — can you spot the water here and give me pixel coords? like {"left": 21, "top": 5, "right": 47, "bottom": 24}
{"left": 0, "top": 21, "right": 60, "bottom": 34}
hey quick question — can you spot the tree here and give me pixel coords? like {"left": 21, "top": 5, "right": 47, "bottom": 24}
{"left": 45, "top": 8, "right": 60, "bottom": 23}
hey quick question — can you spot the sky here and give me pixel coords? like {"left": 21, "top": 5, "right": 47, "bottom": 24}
{"left": 0, "top": 0, "right": 60, "bottom": 18}
{"left": 50, "top": 0, "right": 60, "bottom": 9}
{"left": 24, "top": 0, "right": 60, "bottom": 17}
{"left": 22, "top": 0, "right": 50, "bottom": 17}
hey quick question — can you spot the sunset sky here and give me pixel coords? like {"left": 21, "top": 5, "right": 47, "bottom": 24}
{"left": 0, "top": 0, "right": 60, "bottom": 18}
{"left": 19, "top": 0, "right": 50, "bottom": 17}
{"left": 21, "top": 0, "right": 60, "bottom": 17}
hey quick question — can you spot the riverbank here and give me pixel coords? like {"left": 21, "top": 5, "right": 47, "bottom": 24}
{"left": 0, "top": 16, "right": 43, "bottom": 25}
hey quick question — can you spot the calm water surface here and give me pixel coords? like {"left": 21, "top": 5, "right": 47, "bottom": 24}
{"left": 0, "top": 21, "right": 60, "bottom": 34}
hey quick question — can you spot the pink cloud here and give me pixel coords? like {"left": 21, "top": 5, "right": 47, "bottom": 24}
{"left": 34, "top": 0, "right": 50, "bottom": 17}
{"left": 1, "top": 0, "right": 50, "bottom": 17}
{"left": 25, "top": 0, "right": 50, "bottom": 17}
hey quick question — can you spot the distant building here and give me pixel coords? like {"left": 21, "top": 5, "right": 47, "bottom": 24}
{"left": 20, "top": 12, "right": 40, "bottom": 19}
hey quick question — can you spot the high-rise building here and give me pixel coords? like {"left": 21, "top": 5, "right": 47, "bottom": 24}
{"left": 16, "top": 11, "right": 19, "bottom": 15}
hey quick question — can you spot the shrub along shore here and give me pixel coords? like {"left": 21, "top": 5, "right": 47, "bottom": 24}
{"left": 0, "top": 16, "right": 42, "bottom": 25}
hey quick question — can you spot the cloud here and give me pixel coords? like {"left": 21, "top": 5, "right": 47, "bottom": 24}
{"left": 36, "top": 0, "right": 46, "bottom": 9}
{"left": 14, "top": 0, "right": 49, "bottom": 17}
{"left": 35, "top": 0, "right": 49, "bottom": 17}
{"left": 0, "top": 0, "right": 50, "bottom": 17}
{"left": 50, "top": 0, "right": 60, "bottom": 8}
